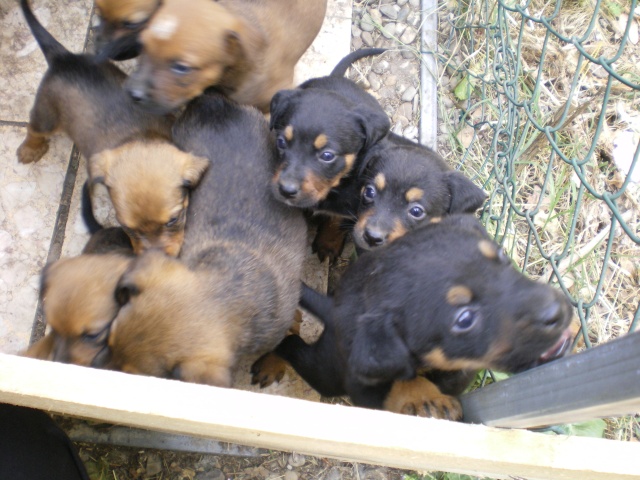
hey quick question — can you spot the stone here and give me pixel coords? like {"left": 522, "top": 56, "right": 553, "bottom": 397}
{"left": 402, "top": 85, "right": 417, "bottom": 102}
{"left": 398, "top": 102, "right": 413, "bottom": 119}
{"left": 351, "top": 25, "right": 362, "bottom": 37}
{"left": 379, "top": 4, "right": 398, "bottom": 20}
{"left": 368, "top": 72, "right": 382, "bottom": 91}
{"left": 196, "top": 469, "right": 225, "bottom": 480}
{"left": 401, "top": 49, "right": 415, "bottom": 59}
{"left": 380, "top": 23, "right": 396, "bottom": 39}
{"left": 386, "top": 74, "right": 397, "bottom": 86}
{"left": 404, "top": 125, "right": 419, "bottom": 140}
{"left": 284, "top": 471, "right": 299, "bottom": 480}
{"left": 391, "top": 115, "right": 409, "bottom": 129}
{"left": 400, "top": 26, "right": 418, "bottom": 44}
{"left": 369, "top": 8, "right": 382, "bottom": 24}
{"left": 361, "top": 31, "right": 375, "bottom": 46}
{"left": 398, "top": 0, "right": 409, "bottom": 5}
{"left": 409, "top": 0, "right": 420, "bottom": 6}
{"left": 360, "top": 12, "right": 375, "bottom": 32}
{"left": 323, "top": 467, "right": 344, "bottom": 480}
{"left": 352, "top": 36, "right": 363, "bottom": 50}
{"left": 397, "top": 6, "right": 411, "bottom": 22}
{"left": 372, "top": 60, "right": 389, "bottom": 75}
{"left": 145, "top": 454, "right": 162, "bottom": 477}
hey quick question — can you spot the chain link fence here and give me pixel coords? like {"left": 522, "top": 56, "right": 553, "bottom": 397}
{"left": 433, "top": 0, "right": 639, "bottom": 439}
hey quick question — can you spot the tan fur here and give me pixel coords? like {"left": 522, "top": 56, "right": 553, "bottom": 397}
{"left": 387, "top": 219, "right": 408, "bottom": 243}
{"left": 405, "top": 187, "right": 424, "bottom": 203}
{"left": 133, "top": 0, "right": 328, "bottom": 111}
{"left": 89, "top": 141, "right": 209, "bottom": 256}
{"left": 284, "top": 125, "right": 294, "bottom": 141}
{"left": 446, "top": 285, "right": 473, "bottom": 306}
{"left": 374, "top": 172, "right": 386, "bottom": 191}
{"left": 313, "top": 134, "right": 328, "bottom": 150}
{"left": 23, "top": 254, "right": 132, "bottom": 366}
{"left": 478, "top": 239, "right": 498, "bottom": 260}
{"left": 422, "top": 342, "right": 513, "bottom": 372}
{"left": 96, "top": 0, "right": 160, "bottom": 23}
{"left": 383, "top": 377, "right": 462, "bottom": 420}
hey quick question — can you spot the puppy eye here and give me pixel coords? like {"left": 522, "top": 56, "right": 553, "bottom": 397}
{"left": 122, "top": 19, "right": 146, "bottom": 29}
{"left": 276, "top": 135, "right": 287, "bottom": 150}
{"left": 409, "top": 205, "right": 426, "bottom": 219}
{"left": 319, "top": 151, "right": 336, "bottom": 163}
{"left": 166, "top": 217, "right": 178, "bottom": 227}
{"left": 362, "top": 185, "right": 376, "bottom": 203}
{"left": 452, "top": 308, "right": 479, "bottom": 333}
{"left": 171, "top": 62, "right": 192, "bottom": 75}
{"left": 81, "top": 331, "right": 104, "bottom": 342}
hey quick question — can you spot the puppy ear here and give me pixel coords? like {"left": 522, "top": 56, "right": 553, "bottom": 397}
{"left": 348, "top": 312, "right": 414, "bottom": 386}
{"left": 445, "top": 171, "right": 487, "bottom": 214}
{"left": 22, "top": 332, "right": 57, "bottom": 360}
{"left": 89, "top": 150, "right": 114, "bottom": 186}
{"left": 224, "top": 30, "right": 244, "bottom": 60}
{"left": 269, "top": 90, "right": 297, "bottom": 129}
{"left": 180, "top": 152, "right": 209, "bottom": 188}
{"left": 115, "top": 281, "right": 139, "bottom": 307}
{"left": 352, "top": 105, "right": 391, "bottom": 150}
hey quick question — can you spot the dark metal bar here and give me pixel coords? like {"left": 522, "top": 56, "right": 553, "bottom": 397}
{"left": 460, "top": 331, "right": 640, "bottom": 428}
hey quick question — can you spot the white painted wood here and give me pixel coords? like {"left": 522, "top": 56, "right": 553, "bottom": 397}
{"left": 1, "top": 354, "right": 639, "bottom": 480}
{"left": 419, "top": 0, "right": 438, "bottom": 149}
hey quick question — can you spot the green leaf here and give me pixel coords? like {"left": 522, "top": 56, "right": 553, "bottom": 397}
{"left": 547, "top": 419, "right": 607, "bottom": 438}
{"left": 454, "top": 76, "right": 471, "bottom": 101}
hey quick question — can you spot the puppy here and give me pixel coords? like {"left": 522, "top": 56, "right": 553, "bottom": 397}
{"left": 93, "top": 94, "right": 308, "bottom": 387}
{"left": 93, "top": 0, "right": 161, "bottom": 61}
{"left": 23, "top": 227, "right": 133, "bottom": 365}
{"left": 18, "top": 0, "right": 208, "bottom": 256}
{"left": 352, "top": 134, "right": 487, "bottom": 250}
{"left": 252, "top": 215, "right": 574, "bottom": 419}
{"left": 269, "top": 48, "right": 391, "bottom": 260}
{"left": 125, "top": 0, "right": 328, "bottom": 113}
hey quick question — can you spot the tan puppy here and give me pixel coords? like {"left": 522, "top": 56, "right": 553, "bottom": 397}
{"left": 94, "top": 0, "right": 161, "bottom": 60}
{"left": 23, "top": 228, "right": 133, "bottom": 365}
{"left": 125, "top": 0, "right": 328, "bottom": 113}
{"left": 90, "top": 141, "right": 208, "bottom": 256}
{"left": 94, "top": 94, "right": 308, "bottom": 387}
{"left": 18, "top": 0, "right": 207, "bottom": 256}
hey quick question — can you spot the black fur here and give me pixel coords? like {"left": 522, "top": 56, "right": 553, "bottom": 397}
{"left": 260, "top": 215, "right": 573, "bottom": 411}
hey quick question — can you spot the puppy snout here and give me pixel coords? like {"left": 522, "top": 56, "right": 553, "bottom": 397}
{"left": 128, "top": 86, "right": 148, "bottom": 103}
{"left": 363, "top": 227, "right": 385, "bottom": 247}
{"left": 535, "top": 296, "right": 569, "bottom": 330}
{"left": 278, "top": 181, "right": 299, "bottom": 199}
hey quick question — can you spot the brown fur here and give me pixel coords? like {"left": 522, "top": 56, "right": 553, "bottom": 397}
{"left": 94, "top": 0, "right": 161, "bottom": 60}
{"left": 96, "top": 94, "right": 308, "bottom": 387}
{"left": 125, "top": 0, "right": 328, "bottom": 112}
{"left": 90, "top": 141, "right": 208, "bottom": 256}
{"left": 22, "top": 232, "right": 133, "bottom": 365}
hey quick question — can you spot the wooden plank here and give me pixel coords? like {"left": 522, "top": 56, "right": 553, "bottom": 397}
{"left": 1, "top": 354, "right": 639, "bottom": 480}
{"left": 461, "top": 331, "right": 640, "bottom": 428}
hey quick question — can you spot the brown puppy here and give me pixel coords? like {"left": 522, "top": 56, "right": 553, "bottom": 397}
{"left": 18, "top": 0, "right": 208, "bottom": 256}
{"left": 94, "top": 94, "right": 308, "bottom": 387}
{"left": 94, "top": 0, "right": 161, "bottom": 61}
{"left": 125, "top": 0, "right": 328, "bottom": 113}
{"left": 23, "top": 227, "right": 133, "bottom": 365}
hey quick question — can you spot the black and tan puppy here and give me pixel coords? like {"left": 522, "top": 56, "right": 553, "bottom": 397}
{"left": 94, "top": 0, "right": 161, "bottom": 61}
{"left": 352, "top": 134, "right": 486, "bottom": 250}
{"left": 17, "top": 0, "right": 208, "bottom": 256}
{"left": 23, "top": 226, "right": 134, "bottom": 365}
{"left": 269, "top": 48, "right": 391, "bottom": 260}
{"left": 252, "top": 215, "right": 573, "bottom": 419}
{"left": 94, "top": 95, "right": 308, "bottom": 387}
{"left": 125, "top": 0, "right": 327, "bottom": 113}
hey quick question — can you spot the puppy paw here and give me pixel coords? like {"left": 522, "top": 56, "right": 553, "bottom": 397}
{"left": 312, "top": 229, "right": 346, "bottom": 263}
{"left": 251, "top": 352, "right": 287, "bottom": 388}
{"left": 383, "top": 376, "right": 463, "bottom": 421}
{"left": 17, "top": 140, "right": 49, "bottom": 164}
{"left": 288, "top": 309, "right": 303, "bottom": 336}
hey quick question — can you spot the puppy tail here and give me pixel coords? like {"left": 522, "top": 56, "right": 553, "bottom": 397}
{"left": 299, "top": 283, "right": 334, "bottom": 326}
{"left": 20, "top": 0, "right": 68, "bottom": 65}
{"left": 81, "top": 181, "right": 104, "bottom": 234}
{"left": 330, "top": 48, "right": 387, "bottom": 78}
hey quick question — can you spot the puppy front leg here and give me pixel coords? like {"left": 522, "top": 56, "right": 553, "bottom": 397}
{"left": 383, "top": 376, "right": 463, "bottom": 421}
{"left": 312, "top": 215, "right": 347, "bottom": 262}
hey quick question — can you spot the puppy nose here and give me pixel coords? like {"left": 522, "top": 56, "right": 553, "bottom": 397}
{"left": 278, "top": 181, "right": 299, "bottom": 199}
{"left": 128, "top": 87, "right": 147, "bottom": 103}
{"left": 363, "top": 227, "right": 384, "bottom": 247}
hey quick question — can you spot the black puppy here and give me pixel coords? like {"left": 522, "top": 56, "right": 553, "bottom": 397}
{"left": 252, "top": 215, "right": 573, "bottom": 419}
{"left": 269, "top": 48, "right": 390, "bottom": 261}
{"left": 352, "top": 134, "right": 486, "bottom": 250}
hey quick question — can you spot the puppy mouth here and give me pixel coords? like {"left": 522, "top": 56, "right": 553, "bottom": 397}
{"left": 538, "top": 327, "right": 573, "bottom": 363}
